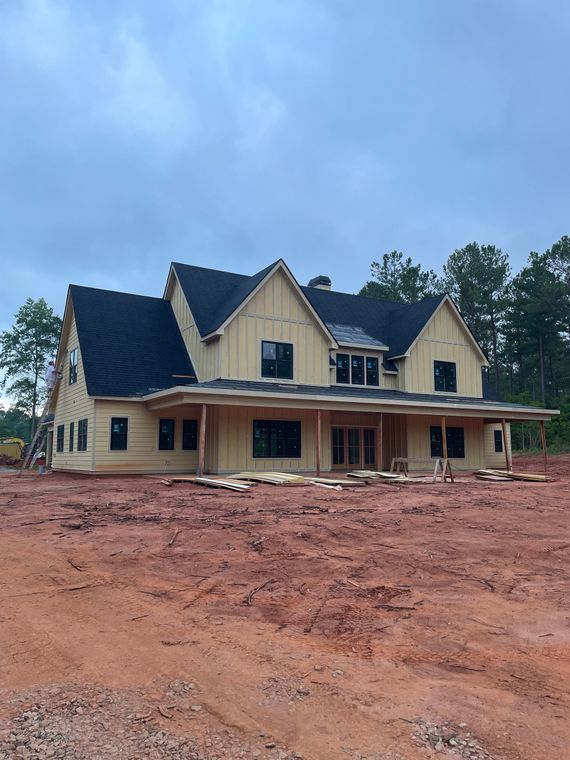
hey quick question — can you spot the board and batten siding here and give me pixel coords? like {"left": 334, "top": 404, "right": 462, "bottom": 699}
{"left": 92, "top": 400, "right": 203, "bottom": 474}
{"left": 167, "top": 275, "right": 219, "bottom": 381}
{"left": 51, "top": 312, "right": 94, "bottom": 471}
{"left": 213, "top": 405, "right": 329, "bottom": 474}
{"left": 484, "top": 422, "right": 512, "bottom": 469}
{"left": 220, "top": 269, "right": 332, "bottom": 385}
{"left": 406, "top": 415, "right": 485, "bottom": 471}
{"left": 404, "top": 301, "right": 484, "bottom": 397}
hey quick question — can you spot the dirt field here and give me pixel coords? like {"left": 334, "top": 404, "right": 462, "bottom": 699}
{"left": 0, "top": 455, "right": 568, "bottom": 760}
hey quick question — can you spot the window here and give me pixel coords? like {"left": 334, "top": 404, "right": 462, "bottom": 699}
{"left": 69, "top": 348, "right": 78, "bottom": 385}
{"left": 253, "top": 420, "right": 301, "bottom": 458}
{"left": 434, "top": 360, "right": 457, "bottom": 392}
{"left": 351, "top": 355, "right": 364, "bottom": 385}
{"left": 261, "top": 341, "right": 293, "bottom": 379}
{"left": 336, "top": 354, "right": 349, "bottom": 384}
{"left": 69, "top": 422, "right": 74, "bottom": 452}
{"left": 77, "top": 419, "right": 88, "bottom": 451}
{"left": 363, "top": 429, "right": 376, "bottom": 466}
{"left": 332, "top": 427, "right": 345, "bottom": 465}
{"left": 159, "top": 419, "right": 175, "bottom": 450}
{"left": 366, "top": 357, "right": 379, "bottom": 386}
{"left": 110, "top": 417, "right": 128, "bottom": 450}
{"left": 430, "top": 426, "right": 465, "bottom": 458}
{"left": 56, "top": 424, "right": 64, "bottom": 453}
{"left": 494, "top": 429, "right": 503, "bottom": 453}
{"left": 182, "top": 419, "right": 198, "bottom": 450}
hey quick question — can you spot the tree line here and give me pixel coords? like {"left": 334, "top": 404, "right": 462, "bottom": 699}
{"left": 359, "top": 238, "right": 569, "bottom": 449}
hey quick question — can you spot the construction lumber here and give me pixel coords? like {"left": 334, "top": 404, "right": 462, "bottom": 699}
{"left": 475, "top": 469, "right": 553, "bottom": 483}
{"left": 194, "top": 477, "right": 250, "bottom": 492}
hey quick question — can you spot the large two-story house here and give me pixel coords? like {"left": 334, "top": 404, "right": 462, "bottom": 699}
{"left": 48, "top": 259, "right": 556, "bottom": 475}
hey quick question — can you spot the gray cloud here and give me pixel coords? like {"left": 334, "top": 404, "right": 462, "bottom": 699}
{"left": 1, "top": 0, "right": 569, "bottom": 333}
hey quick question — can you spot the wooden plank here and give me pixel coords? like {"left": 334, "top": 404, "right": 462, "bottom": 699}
{"left": 501, "top": 418, "right": 512, "bottom": 472}
{"left": 316, "top": 409, "right": 322, "bottom": 478}
{"left": 539, "top": 420, "right": 548, "bottom": 473}
{"left": 197, "top": 404, "right": 207, "bottom": 477}
{"left": 194, "top": 477, "right": 250, "bottom": 492}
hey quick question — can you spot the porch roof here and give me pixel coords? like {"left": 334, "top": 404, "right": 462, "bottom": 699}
{"left": 141, "top": 378, "right": 558, "bottom": 421}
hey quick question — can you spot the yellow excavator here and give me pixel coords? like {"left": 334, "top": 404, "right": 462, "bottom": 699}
{"left": 0, "top": 437, "right": 26, "bottom": 462}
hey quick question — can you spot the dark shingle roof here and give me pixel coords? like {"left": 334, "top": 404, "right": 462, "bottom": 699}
{"left": 70, "top": 285, "right": 196, "bottom": 397}
{"left": 187, "top": 378, "right": 531, "bottom": 410}
{"left": 172, "top": 260, "right": 279, "bottom": 336}
{"left": 172, "top": 260, "right": 449, "bottom": 357}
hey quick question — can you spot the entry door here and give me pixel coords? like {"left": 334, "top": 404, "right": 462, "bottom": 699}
{"left": 332, "top": 427, "right": 376, "bottom": 469}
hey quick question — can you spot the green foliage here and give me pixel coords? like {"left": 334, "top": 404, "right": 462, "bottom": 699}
{"left": 0, "top": 405, "right": 32, "bottom": 442}
{"left": 359, "top": 251, "right": 442, "bottom": 303}
{"left": 442, "top": 242, "right": 510, "bottom": 387}
{"left": 0, "top": 298, "right": 62, "bottom": 437}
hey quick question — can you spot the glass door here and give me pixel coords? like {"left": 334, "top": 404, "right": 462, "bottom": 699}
{"left": 331, "top": 427, "right": 376, "bottom": 469}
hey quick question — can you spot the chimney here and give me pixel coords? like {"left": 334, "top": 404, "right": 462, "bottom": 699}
{"left": 308, "top": 275, "right": 331, "bottom": 291}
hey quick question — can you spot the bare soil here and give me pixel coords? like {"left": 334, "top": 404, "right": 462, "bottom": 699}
{"left": 0, "top": 454, "right": 569, "bottom": 760}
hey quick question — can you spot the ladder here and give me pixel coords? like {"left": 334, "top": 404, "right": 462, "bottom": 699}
{"left": 18, "top": 366, "right": 62, "bottom": 475}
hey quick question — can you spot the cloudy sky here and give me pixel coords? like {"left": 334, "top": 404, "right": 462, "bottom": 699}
{"left": 1, "top": 0, "right": 569, "bottom": 333}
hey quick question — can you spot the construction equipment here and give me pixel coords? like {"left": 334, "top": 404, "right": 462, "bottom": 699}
{"left": 18, "top": 363, "right": 63, "bottom": 475}
{"left": 0, "top": 437, "right": 25, "bottom": 465}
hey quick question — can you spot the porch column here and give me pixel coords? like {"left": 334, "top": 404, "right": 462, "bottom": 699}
{"left": 441, "top": 416, "right": 448, "bottom": 459}
{"left": 501, "top": 418, "right": 512, "bottom": 472}
{"left": 197, "top": 404, "right": 207, "bottom": 477}
{"left": 539, "top": 420, "right": 548, "bottom": 473}
{"left": 315, "top": 409, "right": 322, "bottom": 477}
{"left": 376, "top": 413, "right": 383, "bottom": 472}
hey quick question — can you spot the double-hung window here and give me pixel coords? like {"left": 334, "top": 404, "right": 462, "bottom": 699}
{"left": 110, "top": 417, "right": 128, "bottom": 450}
{"left": 494, "top": 430, "right": 503, "bottom": 453}
{"left": 261, "top": 341, "right": 293, "bottom": 379}
{"left": 182, "top": 420, "right": 198, "bottom": 450}
{"left": 159, "top": 419, "right": 175, "bottom": 450}
{"left": 430, "top": 426, "right": 465, "bottom": 458}
{"left": 434, "top": 360, "right": 457, "bottom": 392}
{"left": 77, "top": 419, "right": 88, "bottom": 451}
{"left": 56, "top": 424, "right": 64, "bottom": 453}
{"left": 69, "top": 422, "right": 74, "bottom": 452}
{"left": 336, "top": 353, "right": 379, "bottom": 387}
{"left": 253, "top": 420, "right": 301, "bottom": 458}
{"left": 69, "top": 348, "right": 78, "bottom": 385}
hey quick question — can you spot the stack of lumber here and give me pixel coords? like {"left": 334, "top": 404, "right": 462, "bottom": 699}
{"left": 230, "top": 471, "right": 307, "bottom": 486}
{"left": 475, "top": 469, "right": 553, "bottom": 483}
{"left": 159, "top": 475, "right": 252, "bottom": 492}
{"left": 347, "top": 470, "right": 408, "bottom": 481}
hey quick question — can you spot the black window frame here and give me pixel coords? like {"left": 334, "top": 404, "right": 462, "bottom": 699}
{"left": 365, "top": 356, "right": 379, "bottom": 386}
{"left": 69, "top": 421, "right": 74, "bottom": 452}
{"left": 434, "top": 360, "right": 457, "bottom": 393}
{"left": 351, "top": 355, "right": 365, "bottom": 385}
{"left": 69, "top": 348, "right": 78, "bottom": 385}
{"left": 430, "top": 425, "right": 465, "bottom": 458}
{"left": 494, "top": 429, "right": 503, "bottom": 453}
{"left": 56, "top": 424, "right": 64, "bottom": 453}
{"left": 182, "top": 419, "right": 198, "bottom": 450}
{"left": 253, "top": 420, "right": 301, "bottom": 458}
{"left": 335, "top": 353, "right": 350, "bottom": 384}
{"left": 158, "top": 418, "right": 175, "bottom": 451}
{"left": 261, "top": 341, "right": 294, "bottom": 380}
{"left": 77, "top": 418, "right": 88, "bottom": 451}
{"left": 110, "top": 417, "right": 128, "bottom": 451}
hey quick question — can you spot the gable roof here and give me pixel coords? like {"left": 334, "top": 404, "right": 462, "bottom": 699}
{"left": 70, "top": 285, "right": 196, "bottom": 397}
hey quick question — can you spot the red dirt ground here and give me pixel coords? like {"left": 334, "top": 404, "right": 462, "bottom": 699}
{"left": 0, "top": 454, "right": 569, "bottom": 759}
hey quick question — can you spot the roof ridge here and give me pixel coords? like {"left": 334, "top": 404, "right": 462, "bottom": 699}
{"left": 69, "top": 284, "right": 163, "bottom": 302}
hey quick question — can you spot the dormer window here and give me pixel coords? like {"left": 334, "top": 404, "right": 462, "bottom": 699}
{"left": 335, "top": 353, "right": 379, "bottom": 387}
{"left": 261, "top": 341, "right": 293, "bottom": 379}
{"left": 434, "top": 360, "right": 457, "bottom": 393}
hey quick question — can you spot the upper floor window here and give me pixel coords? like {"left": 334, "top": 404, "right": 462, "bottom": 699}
{"left": 434, "top": 360, "right": 457, "bottom": 393}
{"left": 110, "top": 417, "right": 128, "bottom": 451}
{"left": 336, "top": 353, "right": 379, "bottom": 387}
{"left": 261, "top": 341, "right": 293, "bottom": 380}
{"left": 159, "top": 419, "right": 175, "bottom": 450}
{"left": 69, "top": 348, "right": 78, "bottom": 385}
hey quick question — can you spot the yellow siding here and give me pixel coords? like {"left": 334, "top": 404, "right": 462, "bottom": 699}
{"left": 484, "top": 422, "right": 512, "bottom": 468}
{"left": 404, "top": 301, "right": 484, "bottom": 397}
{"left": 406, "top": 415, "right": 485, "bottom": 471}
{"left": 383, "top": 373, "right": 399, "bottom": 389}
{"left": 52, "top": 313, "right": 94, "bottom": 471}
{"left": 214, "top": 405, "right": 328, "bottom": 473}
{"left": 221, "top": 269, "right": 331, "bottom": 385}
{"left": 168, "top": 275, "right": 219, "bottom": 381}
{"left": 93, "top": 400, "right": 202, "bottom": 474}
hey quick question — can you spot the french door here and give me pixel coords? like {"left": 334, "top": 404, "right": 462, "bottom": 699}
{"left": 332, "top": 427, "right": 376, "bottom": 469}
